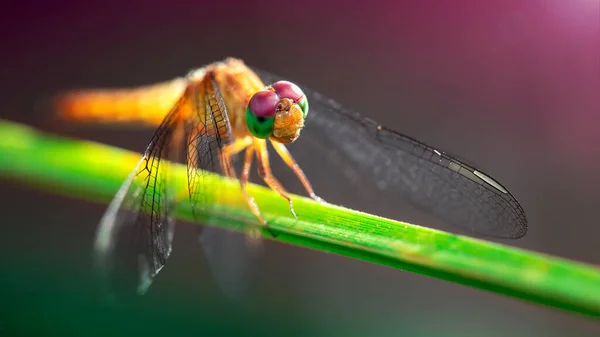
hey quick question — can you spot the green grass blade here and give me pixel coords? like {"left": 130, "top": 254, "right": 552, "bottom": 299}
{"left": 1, "top": 118, "right": 599, "bottom": 319}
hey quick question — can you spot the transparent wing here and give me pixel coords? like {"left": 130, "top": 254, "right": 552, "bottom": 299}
{"left": 253, "top": 68, "right": 527, "bottom": 239}
{"left": 92, "top": 96, "right": 186, "bottom": 299}
{"left": 186, "top": 76, "right": 259, "bottom": 299}
{"left": 198, "top": 225, "right": 260, "bottom": 300}
{"left": 186, "top": 76, "right": 234, "bottom": 212}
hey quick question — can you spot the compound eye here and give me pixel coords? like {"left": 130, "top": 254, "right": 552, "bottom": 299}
{"left": 246, "top": 90, "right": 279, "bottom": 139}
{"left": 272, "top": 81, "right": 309, "bottom": 118}
{"left": 248, "top": 90, "right": 279, "bottom": 117}
{"left": 272, "top": 81, "right": 304, "bottom": 102}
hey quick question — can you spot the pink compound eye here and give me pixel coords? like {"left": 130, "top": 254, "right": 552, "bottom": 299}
{"left": 272, "top": 81, "right": 304, "bottom": 102}
{"left": 248, "top": 90, "right": 279, "bottom": 117}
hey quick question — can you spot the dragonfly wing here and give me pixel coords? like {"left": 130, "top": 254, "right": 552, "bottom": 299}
{"left": 186, "top": 76, "right": 260, "bottom": 299}
{"left": 198, "top": 227, "right": 260, "bottom": 300}
{"left": 253, "top": 68, "right": 527, "bottom": 239}
{"left": 93, "top": 102, "right": 185, "bottom": 299}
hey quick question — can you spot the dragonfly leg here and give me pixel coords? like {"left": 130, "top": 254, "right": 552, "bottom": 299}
{"left": 269, "top": 140, "right": 326, "bottom": 203}
{"left": 240, "top": 145, "right": 276, "bottom": 237}
{"left": 255, "top": 139, "right": 298, "bottom": 218}
{"left": 219, "top": 135, "right": 253, "bottom": 179}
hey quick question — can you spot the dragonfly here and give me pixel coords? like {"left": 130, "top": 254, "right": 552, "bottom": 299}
{"left": 54, "top": 58, "right": 527, "bottom": 297}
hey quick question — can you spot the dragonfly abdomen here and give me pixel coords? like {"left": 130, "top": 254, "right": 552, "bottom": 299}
{"left": 54, "top": 78, "right": 187, "bottom": 126}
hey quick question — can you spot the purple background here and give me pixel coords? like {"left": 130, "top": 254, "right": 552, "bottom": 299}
{"left": 1, "top": 0, "right": 600, "bottom": 335}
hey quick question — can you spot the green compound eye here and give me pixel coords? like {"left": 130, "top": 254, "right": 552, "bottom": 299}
{"left": 298, "top": 96, "right": 309, "bottom": 118}
{"left": 246, "top": 107, "right": 275, "bottom": 139}
{"left": 246, "top": 90, "right": 278, "bottom": 139}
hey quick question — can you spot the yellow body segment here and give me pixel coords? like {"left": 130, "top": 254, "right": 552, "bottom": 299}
{"left": 54, "top": 77, "right": 188, "bottom": 126}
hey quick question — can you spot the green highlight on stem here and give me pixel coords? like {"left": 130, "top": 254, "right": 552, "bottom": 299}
{"left": 1, "top": 118, "right": 599, "bottom": 319}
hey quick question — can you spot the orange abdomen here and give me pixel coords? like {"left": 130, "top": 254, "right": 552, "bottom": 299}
{"left": 54, "top": 78, "right": 187, "bottom": 127}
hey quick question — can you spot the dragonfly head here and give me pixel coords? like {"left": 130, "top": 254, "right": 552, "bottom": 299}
{"left": 246, "top": 81, "right": 309, "bottom": 144}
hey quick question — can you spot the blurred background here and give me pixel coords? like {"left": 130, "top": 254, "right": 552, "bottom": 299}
{"left": 1, "top": 0, "right": 599, "bottom": 336}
